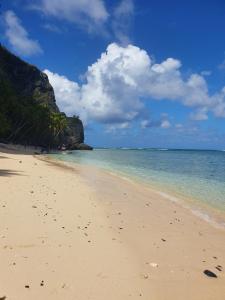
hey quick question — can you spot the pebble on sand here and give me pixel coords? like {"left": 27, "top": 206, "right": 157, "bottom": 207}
{"left": 203, "top": 270, "right": 217, "bottom": 278}
{"left": 215, "top": 265, "right": 222, "bottom": 272}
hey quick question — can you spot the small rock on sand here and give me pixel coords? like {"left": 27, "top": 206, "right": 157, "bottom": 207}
{"left": 215, "top": 265, "right": 222, "bottom": 272}
{"left": 203, "top": 270, "right": 217, "bottom": 278}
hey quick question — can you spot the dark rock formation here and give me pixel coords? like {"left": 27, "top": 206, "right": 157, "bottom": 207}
{"left": 63, "top": 117, "right": 93, "bottom": 150}
{"left": 74, "top": 143, "right": 93, "bottom": 150}
{"left": 0, "top": 44, "right": 92, "bottom": 150}
{"left": 66, "top": 117, "right": 84, "bottom": 145}
{"left": 0, "top": 44, "right": 59, "bottom": 112}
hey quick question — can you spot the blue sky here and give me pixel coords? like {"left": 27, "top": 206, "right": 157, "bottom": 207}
{"left": 1, "top": 0, "right": 225, "bottom": 149}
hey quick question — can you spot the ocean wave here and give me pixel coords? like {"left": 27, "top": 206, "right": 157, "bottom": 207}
{"left": 157, "top": 191, "right": 225, "bottom": 230}
{"left": 191, "top": 209, "right": 225, "bottom": 230}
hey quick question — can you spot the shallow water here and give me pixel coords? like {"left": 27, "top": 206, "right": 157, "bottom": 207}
{"left": 50, "top": 148, "right": 225, "bottom": 213}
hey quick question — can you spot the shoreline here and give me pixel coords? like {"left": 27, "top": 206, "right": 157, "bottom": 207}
{"left": 1, "top": 145, "right": 225, "bottom": 299}
{"left": 47, "top": 154, "right": 225, "bottom": 230}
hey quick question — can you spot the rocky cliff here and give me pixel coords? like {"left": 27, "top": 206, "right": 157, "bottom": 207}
{"left": 0, "top": 44, "right": 92, "bottom": 150}
{"left": 64, "top": 117, "right": 92, "bottom": 150}
{"left": 0, "top": 45, "right": 59, "bottom": 112}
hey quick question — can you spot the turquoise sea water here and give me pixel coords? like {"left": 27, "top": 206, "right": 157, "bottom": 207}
{"left": 50, "top": 148, "right": 225, "bottom": 216}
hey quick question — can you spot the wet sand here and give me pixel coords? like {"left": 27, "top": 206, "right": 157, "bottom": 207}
{"left": 0, "top": 145, "right": 225, "bottom": 299}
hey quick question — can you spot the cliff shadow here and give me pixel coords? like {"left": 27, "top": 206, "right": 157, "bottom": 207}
{"left": 0, "top": 169, "right": 23, "bottom": 177}
{"left": 0, "top": 143, "right": 42, "bottom": 156}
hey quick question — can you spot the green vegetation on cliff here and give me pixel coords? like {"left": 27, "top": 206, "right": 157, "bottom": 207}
{"left": 0, "top": 72, "right": 67, "bottom": 148}
{"left": 0, "top": 44, "right": 91, "bottom": 150}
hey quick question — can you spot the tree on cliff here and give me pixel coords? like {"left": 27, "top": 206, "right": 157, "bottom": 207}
{"left": 0, "top": 44, "right": 91, "bottom": 150}
{"left": 0, "top": 77, "right": 67, "bottom": 147}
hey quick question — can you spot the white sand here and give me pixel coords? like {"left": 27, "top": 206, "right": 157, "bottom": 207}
{"left": 0, "top": 145, "right": 225, "bottom": 300}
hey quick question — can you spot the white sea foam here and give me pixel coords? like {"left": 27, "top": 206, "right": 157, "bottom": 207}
{"left": 191, "top": 209, "right": 225, "bottom": 230}
{"left": 157, "top": 190, "right": 225, "bottom": 230}
{"left": 156, "top": 191, "right": 179, "bottom": 203}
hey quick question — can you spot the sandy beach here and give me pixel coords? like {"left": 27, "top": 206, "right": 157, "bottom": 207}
{"left": 0, "top": 145, "right": 225, "bottom": 300}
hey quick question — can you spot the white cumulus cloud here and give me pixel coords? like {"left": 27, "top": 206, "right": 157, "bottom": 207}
{"left": 190, "top": 107, "right": 208, "bottom": 121}
{"left": 4, "top": 10, "right": 43, "bottom": 56}
{"left": 112, "top": 0, "right": 134, "bottom": 45}
{"left": 30, "top": 0, "right": 109, "bottom": 33}
{"left": 44, "top": 43, "right": 225, "bottom": 128}
{"left": 161, "top": 120, "right": 171, "bottom": 129}
{"left": 43, "top": 69, "right": 85, "bottom": 119}
{"left": 141, "top": 114, "right": 171, "bottom": 129}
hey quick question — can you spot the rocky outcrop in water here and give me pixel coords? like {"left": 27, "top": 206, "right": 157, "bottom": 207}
{"left": 63, "top": 117, "right": 92, "bottom": 150}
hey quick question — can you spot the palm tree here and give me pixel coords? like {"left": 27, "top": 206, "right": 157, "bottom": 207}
{"left": 49, "top": 112, "right": 67, "bottom": 146}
